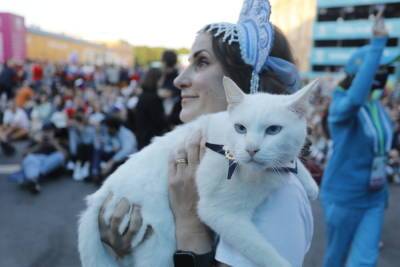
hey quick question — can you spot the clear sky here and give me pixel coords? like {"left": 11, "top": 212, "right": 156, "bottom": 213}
{"left": 1, "top": 0, "right": 244, "bottom": 48}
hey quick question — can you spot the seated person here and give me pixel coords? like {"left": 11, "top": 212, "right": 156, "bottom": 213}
{"left": 0, "top": 100, "right": 30, "bottom": 155}
{"left": 68, "top": 111, "right": 96, "bottom": 181}
{"left": 15, "top": 82, "right": 35, "bottom": 109}
{"left": 7, "top": 122, "right": 68, "bottom": 194}
{"left": 91, "top": 116, "right": 137, "bottom": 184}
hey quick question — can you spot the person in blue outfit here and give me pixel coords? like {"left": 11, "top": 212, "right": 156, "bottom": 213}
{"left": 320, "top": 11, "right": 393, "bottom": 267}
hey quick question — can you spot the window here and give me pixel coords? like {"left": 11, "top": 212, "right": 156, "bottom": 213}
{"left": 314, "top": 38, "right": 398, "bottom": 48}
{"left": 317, "top": 3, "right": 400, "bottom": 22}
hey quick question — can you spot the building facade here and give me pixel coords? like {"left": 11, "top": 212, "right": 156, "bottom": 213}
{"left": 271, "top": 0, "right": 317, "bottom": 72}
{"left": 0, "top": 12, "right": 134, "bottom": 66}
{"left": 0, "top": 13, "right": 26, "bottom": 63}
{"left": 27, "top": 28, "right": 134, "bottom": 66}
{"left": 310, "top": 0, "right": 400, "bottom": 78}
{"left": 271, "top": 0, "right": 400, "bottom": 81}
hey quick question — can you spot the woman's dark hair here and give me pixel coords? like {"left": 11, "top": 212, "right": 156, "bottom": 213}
{"left": 207, "top": 25, "right": 295, "bottom": 95}
{"left": 141, "top": 67, "right": 162, "bottom": 92}
{"left": 162, "top": 50, "right": 178, "bottom": 68}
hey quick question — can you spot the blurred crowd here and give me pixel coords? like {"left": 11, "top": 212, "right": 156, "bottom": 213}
{"left": 305, "top": 76, "right": 400, "bottom": 185}
{"left": 1, "top": 50, "right": 400, "bottom": 194}
{"left": 0, "top": 50, "right": 182, "bottom": 193}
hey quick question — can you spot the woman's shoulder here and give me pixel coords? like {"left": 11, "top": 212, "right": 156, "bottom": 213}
{"left": 215, "top": 174, "right": 314, "bottom": 267}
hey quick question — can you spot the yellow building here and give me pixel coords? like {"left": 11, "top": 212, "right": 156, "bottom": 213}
{"left": 103, "top": 40, "right": 134, "bottom": 66}
{"left": 271, "top": 0, "right": 316, "bottom": 72}
{"left": 26, "top": 27, "right": 134, "bottom": 66}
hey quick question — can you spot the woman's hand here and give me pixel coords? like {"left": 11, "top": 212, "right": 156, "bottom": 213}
{"left": 372, "top": 8, "right": 388, "bottom": 37}
{"left": 168, "top": 130, "right": 213, "bottom": 254}
{"left": 98, "top": 193, "right": 153, "bottom": 259}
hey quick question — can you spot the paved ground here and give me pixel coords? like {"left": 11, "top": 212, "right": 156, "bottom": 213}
{"left": 304, "top": 186, "right": 400, "bottom": 267}
{"left": 1, "top": 142, "right": 399, "bottom": 267}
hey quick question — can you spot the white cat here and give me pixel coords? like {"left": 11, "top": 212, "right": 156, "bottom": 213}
{"left": 78, "top": 77, "right": 319, "bottom": 267}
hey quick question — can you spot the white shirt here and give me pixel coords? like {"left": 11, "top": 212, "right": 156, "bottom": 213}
{"left": 215, "top": 174, "right": 313, "bottom": 267}
{"left": 51, "top": 111, "right": 68, "bottom": 128}
{"left": 3, "top": 108, "right": 30, "bottom": 130}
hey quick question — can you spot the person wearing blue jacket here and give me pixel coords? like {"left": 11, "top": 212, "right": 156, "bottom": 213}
{"left": 321, "top": 12, "right": 393, "bottom": 267}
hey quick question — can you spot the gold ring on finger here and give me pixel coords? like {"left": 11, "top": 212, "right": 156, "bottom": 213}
{"left": 175, "top": 158, "right": 188, "bottom": 164}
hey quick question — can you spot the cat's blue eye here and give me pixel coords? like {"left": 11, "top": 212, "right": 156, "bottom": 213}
{"left": 265, "top": 125, "right": 282, "bottom": 135}
{"left": 234, "top": 123, "right": 247, "bottom": 134}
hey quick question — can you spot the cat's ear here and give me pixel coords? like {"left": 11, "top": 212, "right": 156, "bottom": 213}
{"left": 287, "top": 79, "right": 319, "bottom": 118}
{"left": 223, "top": 76, "right": 245, "bottom": 110}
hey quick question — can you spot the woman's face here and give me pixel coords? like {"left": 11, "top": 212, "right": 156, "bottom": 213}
{"left": 174, "top": 33, "right": 227, "bottom": 123}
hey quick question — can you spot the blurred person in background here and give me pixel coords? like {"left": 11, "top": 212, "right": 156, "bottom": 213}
{"left": 50, "top": 95, "right": 68, "bottom": 129}
{"left": 31, "top": 92, "right": 53, "bottom": 123}
{"left": 159, "top": 50, "right": 182, "bottom": 128}
{"left": 43, "top": 61, "right": 56, "bottom": 88}
{"left": 135, "top": 67, "right": 169, "bottom": 149}
{"left": 68, "top": 110, "right": 96, "bottom": 181}
{"left": 106, "top": 64, "right": 120, "bottom": 86}
{"left": 320, "top": 12, "right": 393, "bottom": 267}
{"left": 29, "top": 92, "right": 54, "bottom": 138}
{"left": 388, "top": 115, "right": 400, "bottom": 184}
{"left": 0, "top": 60, "right": 17, "bottom": 99}
{"left": 31, "top": 61, "right": 43, "bottom": 91}
{"left": 387, "top": 149, "right": 400, "bottom": 184}
{"left": 7, "top": 122, "right": 68, "bottom": 194}
{"left": 15, "top": 81, "right": 35, "bottom": 109}
{"left": 91, "top": 116, "right": 137, "bottom": 184}
{"left": 123, "top": 80, "right": 140, "bottom": 133}
{"left": 0, "top": 100, "right": 30, "bottom": 155}
{"left": 88, "top": 99, "right": 105, "bottom": 128}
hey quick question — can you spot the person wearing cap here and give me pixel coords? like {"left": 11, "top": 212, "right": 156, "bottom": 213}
{"left": 320, "top": 12, "right": 393, "bottom": 267}
{"left": 93, "top": 1, "right": 313, "bottom": 266}
{"left": 7, "top": 122, "right": 68, "bottom": 194}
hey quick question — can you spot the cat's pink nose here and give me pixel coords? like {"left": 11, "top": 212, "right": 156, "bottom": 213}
{"left": 246, "top": 149, "right": 259, "bottom": 157}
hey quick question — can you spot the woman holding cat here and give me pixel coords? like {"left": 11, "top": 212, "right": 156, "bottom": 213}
{"left": 97, "top": 0, "right": 314, "bottom": 266}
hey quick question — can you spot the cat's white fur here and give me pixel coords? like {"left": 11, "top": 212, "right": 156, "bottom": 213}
{"left": 78, "top": 77, "right": 319, "bottom": 267}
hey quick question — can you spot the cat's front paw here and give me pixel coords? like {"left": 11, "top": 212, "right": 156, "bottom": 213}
{"left": 305, "top": 179, "right": 319, "bottom": 201}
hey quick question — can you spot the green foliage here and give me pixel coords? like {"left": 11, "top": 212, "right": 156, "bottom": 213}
{"left": 176, "top": 47, "right": 190, "bottom": 55}
{"left": 133, "top": 46, "right": 189, "bottom": 67}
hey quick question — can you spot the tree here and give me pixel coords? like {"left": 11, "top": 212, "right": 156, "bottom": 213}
{"left": 133, "top": 46, "right": 189, "bottom": 67}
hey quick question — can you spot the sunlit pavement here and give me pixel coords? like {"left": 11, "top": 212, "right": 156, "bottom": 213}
{"left": 1, "top": 144, "right": 399, "bottom": 267}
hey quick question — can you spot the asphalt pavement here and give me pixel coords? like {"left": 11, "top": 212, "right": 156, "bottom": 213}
{"left": 0, "top": 143, "right": 399, "bottom": 267}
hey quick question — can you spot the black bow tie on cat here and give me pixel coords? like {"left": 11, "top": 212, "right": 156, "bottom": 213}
{"left": 205, "top": 142, "right": 298, "bottom": 180}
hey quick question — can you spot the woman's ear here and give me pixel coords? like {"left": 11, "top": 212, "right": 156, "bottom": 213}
{"left": 223, "top": 76, "right": 245, "bottom": 110}
{"left": 287, "top": 79, "right": 319, "bottom": 118}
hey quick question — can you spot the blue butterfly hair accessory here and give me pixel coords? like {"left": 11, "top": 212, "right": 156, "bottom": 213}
{"left": 201, "top": 0, "right": 300, "bottom": 94}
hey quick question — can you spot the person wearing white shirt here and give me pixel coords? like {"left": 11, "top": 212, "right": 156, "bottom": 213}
{"left": 0, "top": 101, "right": 30, "bottom": 155}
